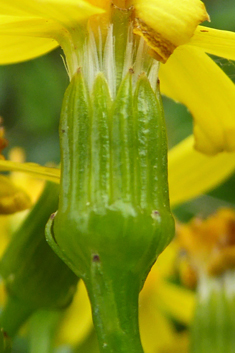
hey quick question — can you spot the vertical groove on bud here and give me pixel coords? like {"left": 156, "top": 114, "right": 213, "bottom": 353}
{"left": 60, "top": 70, "right": 91, "bottom": 211}
{"left": 110, "top": 71, "right": 134, "bottom": 204}
{"left": 49, "top": 57, "right": 174, "bottom": 353}
{"left": 134, "top": 75, "right": 169, "bottom": 211}
{"left": 91, "top": 73, "right": 111, "bottom": 208}
{"left": 54, "top": 67, "right": 174, "bottom": 271}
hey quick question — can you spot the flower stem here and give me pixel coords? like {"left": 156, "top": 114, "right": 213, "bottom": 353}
{"left": 84, "top": 267, "right": 144, "bottom": 353}
{"left": 29, "top": 310, "right": 60, "bottom": 353}
{"left": 0, "top": 297, "right": 34, "bottom": 337}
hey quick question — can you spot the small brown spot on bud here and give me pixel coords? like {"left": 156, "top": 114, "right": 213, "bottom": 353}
{"left": 50, "top": 212, "right": 56, "bottom": 220}
{"left": 151, "top": 210, "right": 160, "bottom": 220}
{"left": 92, "top": 254, "right": 100, "bottom": 262}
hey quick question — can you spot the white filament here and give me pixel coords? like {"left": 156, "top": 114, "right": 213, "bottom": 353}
{"left": 75, "top": 24, "right": 159, "bottom": 98}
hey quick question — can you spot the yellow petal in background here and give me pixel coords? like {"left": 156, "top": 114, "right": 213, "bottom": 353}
{"left": 0, "top": 0, "right": 104, "bottom": 27}
{"left": 139, "top": 295, "right": 176, "bottom": 353}
{"left": 160, "top": 45, "right": 235, "bottom": 154}
{"left": 0, "top": 175, "right": 31, "bottom": 214}
{"left": 157, "top": 281, "right": 195, "bottom": 324}
{"left": 134, "top": 0, "right": 209, "bottom": 62}
{"left": 0, "top": 34, "right": 57, "bottom": 64}
{"left": 168, "top": 135, "right": 235, "bottom": 207}
{"left": 0, "top": 15, "right": 62, "bottom": 37}
{"left": 189, "top": 25, "right": 235, "bottom": 61}
{"left": 0, "top": 160, "right": 60, "bottom": 183}
{"left": 57, "top": 280, "right": 93, "bottom": 346}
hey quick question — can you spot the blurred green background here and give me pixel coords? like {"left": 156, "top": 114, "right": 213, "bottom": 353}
{"left": 0, "top": 0, "right": 235, "bottom": 222}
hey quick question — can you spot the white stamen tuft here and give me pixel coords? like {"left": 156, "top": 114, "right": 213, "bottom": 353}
{"left": 103, "top": 25, "right": 116, "bottom": 99}
{"left": 66, "top": 24, "right": 159, "bottom": 98}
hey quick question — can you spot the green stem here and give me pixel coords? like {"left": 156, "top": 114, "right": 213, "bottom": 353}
{"left": 29, "top": 310, "right": 60, "bottom": 353}
{"left": 84, "top": 267, "right": 144, "bottom": 353}
{"left": 0, "top": 297, "right": 34, "bottom": 337}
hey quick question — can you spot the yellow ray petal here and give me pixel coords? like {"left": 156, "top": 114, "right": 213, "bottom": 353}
{"left": 0, "top": 160, "right": 60, "bottom": 183}
{"left": 86, "top": 0, "right": 109, "bottom": 11}
{"left": 0, "top": 15, "right": 62, "bottom": 37}
{"left": 0, "top": 0, "right": 104, "bottom": 27}
{"left": 168, "top": 135, "right": 235, "bottom": 207}
{"left": 189, "top": 25, "right": 235, "bottom": 61}
{"left": 134, "top": 0, "right": 209, "bottom": 62}
{"left": 0, "top": 175, "right": 31, "bottom": 214}
{"left": 57, "top": 280, "right": 93, "bottom": 346}
{"left": 139, "top": 295, "right": 176, "bottom": 353}
{"left": 0, "top": 34, "right": 58, "bottom": 64}
{"left": 157, "top": 280, "right": 195, "bottom": 324}
{"left": 0, "top": 3, "right": 29, "bottom": 16}
{"left": 159, "top": 45, "right": 235, "bottom": 154}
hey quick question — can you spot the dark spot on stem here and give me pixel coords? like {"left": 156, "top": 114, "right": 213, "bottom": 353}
{"left": 2, "top": 330, "right": 9, "bottom": 339}
{"left": 92, "top": 254, "right": 100, "bottom": 262}
{"left": 151, "top": 210, "right": 160, "bottom": 220}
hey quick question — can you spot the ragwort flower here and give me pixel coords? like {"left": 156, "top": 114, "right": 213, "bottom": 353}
{"left": 0, "top": 0, "right": 235, "bottom": 154}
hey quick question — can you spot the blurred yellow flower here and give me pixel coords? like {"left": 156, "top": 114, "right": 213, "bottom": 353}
{"left": 0, "top": 125, "right": 33, "bottom": 215}
{"left": 178, "top": 208, "right": 235, "bottom": 276}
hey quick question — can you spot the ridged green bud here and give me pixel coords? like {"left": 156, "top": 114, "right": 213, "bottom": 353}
{"left": 46, "top": 68, "right": 174, "bottom": 352}
{"left": 47, "top": 69, "right": 174, "bottom": 280}
{"left": 0, "top": 182, "right": 78, "bottom": 337}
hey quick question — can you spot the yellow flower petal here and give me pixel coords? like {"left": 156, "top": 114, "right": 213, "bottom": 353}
{"left": 159, "top": 45, "right": 235, "bottom": 154}
{"left": 86, "top": 0, "right": 109, "bottom": 11}
{"left": 157, "top": 281, "right": 195, "bottom": 324}
{"left": 0, "top": 175, "right": 31, "bottom": 214}
{"left": 0, "top": 34, "right": 58, "bottom": 64}
{"left": 0, "top": 15, "right": 62, "bottom": 37}
{"left": 0, "top": 0, "right": 104, "bottom": 27}
{"left": 189, "top": 25, "right": 235, "bottom": 61}
{"left": 139, "top": 294, "right": 175, "bottom": 353}
{"left": 57, "top": 280, "right": 93, "bottom": 346}
{"left": 0, "top": 160, "right": 60, "bottom": 183}
{"left": 134, "top": 0, "right": 209, "bottom": 62}
{"left": 168, "top": 135, "right": 235, "bottom": 207}
{"left": 156, "top": 242, "right": 178, "bottom": 278}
